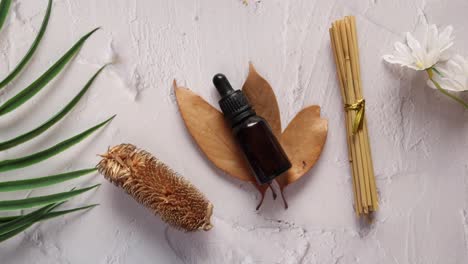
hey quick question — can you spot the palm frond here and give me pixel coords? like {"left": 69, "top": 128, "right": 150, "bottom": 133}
{"left": 0, "top": 27, "right": 100, "bottom": 116}
{"left": 0, "top": 116, "right": 114, "bottom": 173}
{"left": 0, "top": 0, "right": 110, "bottom": 244}
{"left": 0, "top": 204, "right": 98, "bottom": 224}
{"left": 0, "top": 204, "right": 97, "bottom": 242}
{"left": 0, "top": 222, "right": 33, "bottom": 242}
{"left": 0, "top": 184, "right": 99, "bottom": 211}
{"left": 0, "top": 203, "right": 56, "bottom": 235}
{"left": 0, "top": 168, "right": 97, "bottom": 192}
{"left": 0, "top": 0, "right": 11, "bottom": 32}
{"left": 0, "top": 0, "right": 52, "bottom": 89}
{"left": 0, "top": 65, "right": 107, "bottom": 151}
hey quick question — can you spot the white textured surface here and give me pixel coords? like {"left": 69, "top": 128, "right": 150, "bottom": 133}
{"left": 0, "top": 0, "right": 467, "bottom": 263}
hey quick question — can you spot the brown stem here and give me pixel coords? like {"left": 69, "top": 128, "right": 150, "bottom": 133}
{"left": 279, "top": 187, "right": 289, "bottom": 209}
{"left": 256, "top": 191, "right": 266, "bottom": 210}
{"left": 268, "top": 183, "right": 277, "bottom": 200}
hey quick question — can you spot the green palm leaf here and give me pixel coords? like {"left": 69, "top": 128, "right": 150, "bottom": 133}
{"left": 0, "top": 0, "right": 52, "bottom": 89}
{"left": 0, "top": 198, "right": 68, "bottom": 224}
{"left": 0, "top": 27, "right": 99, "bottom": 116}
{"left": 0, "top": 65, "right": 107, "bottom": 151}
{"left": 0, "top": 115, "right": 114, "bottom": 173}
{"left": 0, "top": 201, "right": 65, "bottom": 240}
{"left": 0, "top": 204, "right": 97, "bottom": 224}
{"left": 36, "top": 203, "right": 98, "bottom": 220}
{"left": 0, "top": 222, "right": 33, "bottom": 242}
{"left": 0, "top": 184, "right": 99, "bottom": 211}
{"left": 0, "top": 1, "right": 108, "bottom": 243}
{"left": 0, "top": 0, "right": 11, "bottom": 33}
{"left": 0, "top": 203, "right": 56, "bottom": 235}
{"left": 0, "top": 204, "right": 97, "bottom": 242}
{"left": 0, "top": 216, "right": 15, "bottom": 223}
{"left": 0, "top": 168, "right": 97, "bottom": 192}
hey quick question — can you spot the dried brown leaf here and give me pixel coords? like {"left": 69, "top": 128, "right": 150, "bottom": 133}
{"left": 174, "top": 63, "right": 328, "bottom": 210}
{"left": 277, "top": 105, "right": 328, "bottom": 189}
{"left": 242, "top": 63, "right": 282, "bottom": 138}
{"left": 174, "top": 81, "right": 253, "bottom": 182}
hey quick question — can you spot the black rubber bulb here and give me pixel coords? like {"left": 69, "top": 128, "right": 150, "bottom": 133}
{"left": 213, "top": 73, "right": 234, "bottom": 97}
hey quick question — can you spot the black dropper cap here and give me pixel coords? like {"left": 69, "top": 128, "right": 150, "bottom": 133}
{"left": 213, "top": 74, "right": 234, "bottom": 97}
{"left": 213, "top": 74, "right": 255, "bottom": 126}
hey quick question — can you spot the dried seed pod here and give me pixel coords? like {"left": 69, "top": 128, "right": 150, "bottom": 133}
{"left": 97, "top": 144, "right": 213, "bottom": 232}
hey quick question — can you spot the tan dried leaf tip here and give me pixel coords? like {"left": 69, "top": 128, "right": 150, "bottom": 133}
{"left": 97, "top": 144, "right": 213, "bottom": 232}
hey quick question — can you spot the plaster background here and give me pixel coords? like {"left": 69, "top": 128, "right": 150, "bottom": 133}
{"left": 0, "top": 0, "right": 467, "bottom": 263}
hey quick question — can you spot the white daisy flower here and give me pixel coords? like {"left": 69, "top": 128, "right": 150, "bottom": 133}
{"left": 428, "top": 55, "right": 468, "bottom": 92}
{"left": 383, "top": 22, "right": 454, "bottom": 70}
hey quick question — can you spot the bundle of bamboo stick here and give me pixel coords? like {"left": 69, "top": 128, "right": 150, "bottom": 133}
{"left": 329, "top": 16, "right": 378, "bottom": 216}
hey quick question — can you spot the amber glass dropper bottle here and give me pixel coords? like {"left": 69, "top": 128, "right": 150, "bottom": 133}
{"left": 213, "top": 73, "right": 292, "bottom": 185}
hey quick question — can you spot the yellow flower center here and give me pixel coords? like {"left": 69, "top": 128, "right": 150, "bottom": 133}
{"left": 415, "top": 61, "right": 424, "bottom": 69}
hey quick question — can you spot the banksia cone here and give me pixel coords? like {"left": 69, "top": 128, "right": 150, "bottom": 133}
{"left": 97, "top": 144, "right": 213, "bottom": 232}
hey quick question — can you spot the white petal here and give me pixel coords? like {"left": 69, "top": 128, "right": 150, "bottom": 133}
{"left": 451, "top": 55, "right": 466, "bottom": 72}
{"left": 406, "top": 64, "right": 422, "bottom": 70}
{"left": 439, "top": 49, "right": 453, "bottom": 62}
{"left": 431, "top": 70, "right": 467, "bottom": 92}
{"left": 406, "top": 32, "right": 422, "bottom": 53}
{"left": 439, "top": 25, "right": 454, "bottom": 43}
{"left": 394, "top": 42, "right": 413, "bottom": 58}
{"left": 383, "top": 55, "right": 420, "bottom": 70}
{"left": 425, "top": 50, "right": 440, "bottom": 68}
{"left": 452, "top": 54, "right": 466, "bottom": 64}
{"left": 444, "top": 78, "right": 466, "bottom": 91}
{"left": 413, "top": 10, "right": 429, "bottom": 41}
{"left": 426, "top": 24, "right": 438, "bottom": 53}
{"left": 454, "top": 55, "right": 468, "bottom": 74}
{"left": 439, "top": 41, "right": 454, "bottom": 54}
{"left": 383, "top": 55, "right": 407, "bottom": 65}
{"left": 437, "top": 65, "right": 451, "bottom": 78}
{"left": 438, "top": 25, "right": 454, "bottom": 52}
{"left": 428, "top": 76, "right": 449, "bottom": 90}
{"left": 406, "top": 32, "right": 426, "bottom": 68}
{"left": 448, "top": 59, "right": 463, "bottom": 74}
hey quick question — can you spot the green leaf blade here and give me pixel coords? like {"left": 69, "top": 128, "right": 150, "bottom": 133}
{"left": 0, "top": 184, "right": 99, "bottom": 211}
{"left": 0, "top": 0, "right": 11, "bottom": 33}
{"left": 39, "top": 204, "right": 98, "bottom": 221}
{"left": 0, "top": 115, "right": 114, "bottom": 172}
{"left": 0, "top": 168, "right": 97, "bottom": 192}
{"left": 0, "top": 204, "right": 97, "bottom": 224}
{"left": 0, "top": 0, "right": 52, "bottom": 89}
{"left": 0, "top": 222, "right": 33, "bottom": 243}
{"left": 0, "top": 27, "right": 100, "bottom": 116}
{"left": 0, "top": 204, "right": 97, "bottom": 243}
{"left": 0, "top": 65, "right": 107, "bottom": 151}
{"left": 0, "top": 203, "right": 55, "bottom": 235}
{"left": 0, "top": 202, "right": 65, "bottom": 223}
{"left": 0, "top": 215, "right": 15, "bottom": 223}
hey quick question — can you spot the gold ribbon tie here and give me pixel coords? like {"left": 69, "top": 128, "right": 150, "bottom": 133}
{"left": 345, "top": 98, "right": 365, "bottom": 135}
